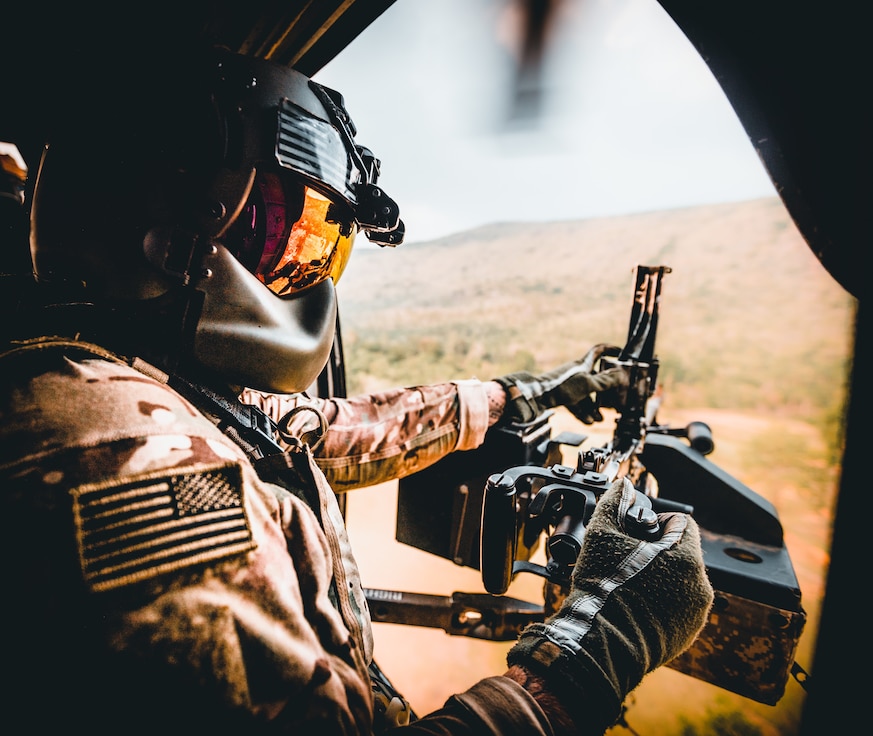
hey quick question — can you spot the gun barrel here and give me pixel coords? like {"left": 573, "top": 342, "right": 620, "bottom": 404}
{"left": 619, "top": 265, "right": 671, "bottom": 363}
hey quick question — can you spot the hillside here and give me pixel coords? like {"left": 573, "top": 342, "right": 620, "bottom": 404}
{"left": 337, "top": 197, "right": 856, "bottom": 436}
{"left": 335, "top": 197, "right": 858, "bottom": 733}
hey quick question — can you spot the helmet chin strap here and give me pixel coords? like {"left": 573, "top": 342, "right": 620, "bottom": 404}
{"left": 142, "top": 226, "right": 211, "bottom": 287}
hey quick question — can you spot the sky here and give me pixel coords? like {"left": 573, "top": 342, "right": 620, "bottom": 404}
{"left": 315, "top": 0, "right": 779, "bottom": 244}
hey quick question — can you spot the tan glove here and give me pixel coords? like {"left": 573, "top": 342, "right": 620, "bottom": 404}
{"left": 507, "top": 478, "right": 714, "bottom": 734}
{"left": 495, "top": 344, "right": 628, "bottom": 425}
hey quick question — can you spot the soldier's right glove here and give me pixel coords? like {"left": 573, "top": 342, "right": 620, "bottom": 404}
{"left": 507, "top": 478, "right": 714, "bottom": 734}
{"left": 495, "top": 343, "right": 628, "bottom": 425}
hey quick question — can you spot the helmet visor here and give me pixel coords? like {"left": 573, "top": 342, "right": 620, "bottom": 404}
{"left": 224, "top": 171, "right": 357, "bottom": 297}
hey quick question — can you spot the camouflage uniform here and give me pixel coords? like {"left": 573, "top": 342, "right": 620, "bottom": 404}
{"left": 2, "top": 338, "right": 554, "bottom": 735}
{"left": 240, "top": 381, "right": 490, "bottom": 491}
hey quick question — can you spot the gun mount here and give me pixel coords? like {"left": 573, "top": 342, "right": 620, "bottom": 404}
{"left": 376, "top": 265, "right": 806, "bottom": 706}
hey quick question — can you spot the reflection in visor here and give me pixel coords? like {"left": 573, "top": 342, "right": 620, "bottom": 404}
{"left": 224, "top": 172, "right": 357, "bottom": 297}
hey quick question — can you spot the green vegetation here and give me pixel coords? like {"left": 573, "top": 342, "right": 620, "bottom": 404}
{"left": 679, "top": 710, "right": 763, "bottom": 736}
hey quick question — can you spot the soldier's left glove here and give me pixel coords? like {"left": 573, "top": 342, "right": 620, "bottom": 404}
{"left": 495, "top": 344, "right": 628, "bottom": 425}
{"left": 507, "top": 478, "right": 714, "bottom": 734}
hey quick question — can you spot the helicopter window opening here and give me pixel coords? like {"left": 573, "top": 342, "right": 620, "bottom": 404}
{"left": 315, "top": 0, "right": 854, "bottom": 728}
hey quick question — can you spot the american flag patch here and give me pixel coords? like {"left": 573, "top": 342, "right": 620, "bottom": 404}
{"left": 72, "top": 463, "right": 255, "bottom": 592}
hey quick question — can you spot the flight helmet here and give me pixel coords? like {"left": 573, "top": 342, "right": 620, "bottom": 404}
{"left": 29, "top": 45, "right": 403, "bottom": 392}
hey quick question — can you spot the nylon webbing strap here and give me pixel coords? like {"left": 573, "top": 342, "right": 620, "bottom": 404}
{"left": 166, "top": 373, "right": 285, "bottom": 459}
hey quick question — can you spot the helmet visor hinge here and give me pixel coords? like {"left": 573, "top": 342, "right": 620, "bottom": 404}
{"left": 143, "top": 228, "right": 207, "bottom": 286}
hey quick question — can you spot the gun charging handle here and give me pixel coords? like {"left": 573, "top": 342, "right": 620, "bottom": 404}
{"left": 685, "top": 421, "right": 715, "bottom": 455}
{"left": 651, "top": 419, "right": 715, "bottom": 455}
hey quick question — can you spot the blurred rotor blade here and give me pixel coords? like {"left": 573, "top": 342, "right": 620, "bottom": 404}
{"left": 509, "top": 0, "right": 562, "bottom": 123}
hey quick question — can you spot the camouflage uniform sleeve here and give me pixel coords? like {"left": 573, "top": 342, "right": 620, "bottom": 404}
{"left": 240, "top": 380, "right": 490, "bottom": 491}
{"left": 397, "top": 677, "right": 554, "bottom": 735}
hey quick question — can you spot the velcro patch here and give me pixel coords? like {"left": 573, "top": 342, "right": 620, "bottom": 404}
{"left": 72, "top": 463, "right": 255, "bottom": 592}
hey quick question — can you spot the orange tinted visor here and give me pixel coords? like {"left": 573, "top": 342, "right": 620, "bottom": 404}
{"left": 225, "top": 172, "right": 357, "bottom": 297}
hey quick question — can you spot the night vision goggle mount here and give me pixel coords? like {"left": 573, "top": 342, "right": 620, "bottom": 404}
{"left": 311, "top": 84, "right": 404, "bottom": 246}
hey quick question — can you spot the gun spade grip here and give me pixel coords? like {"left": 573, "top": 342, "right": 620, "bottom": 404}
{"left": 480, "top": 473, "right": 517, "bottom": 595}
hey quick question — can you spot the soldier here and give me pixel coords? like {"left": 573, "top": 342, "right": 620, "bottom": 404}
{"left": 0, "top": 32, "right": 712, "bottom": 736}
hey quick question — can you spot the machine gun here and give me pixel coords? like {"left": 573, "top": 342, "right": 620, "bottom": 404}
{"left": 479, "top": 265, "right": 691, "bottom": 594}
{"left": 370, "top": 265, "right": 807, "bottom": 706}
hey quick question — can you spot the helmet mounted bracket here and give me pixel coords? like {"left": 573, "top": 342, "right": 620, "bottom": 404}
{"left": 308, "top": 83, "right": 404, "bottom": 246}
